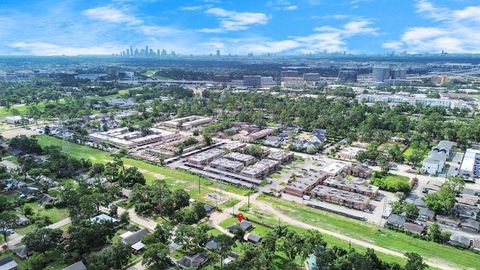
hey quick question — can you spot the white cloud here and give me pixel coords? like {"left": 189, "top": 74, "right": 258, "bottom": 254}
{"left": 383, "top": 0, "right": 480, "bottom": 53}
{"left": 10, "top": 42, "right": 121, "bottom": 56}
{"left": 201, "top": 8, "right": 269, "bottom": 32}
{"left": 211, "top": 19, "right": 377, "bottom": 54}
{"left": 83, "top": 6, "right": 141, "bottom": 25}
{"left": 267, "top": 1, "right": 298, "bottom": 11}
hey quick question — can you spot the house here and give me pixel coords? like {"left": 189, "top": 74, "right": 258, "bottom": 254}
{"left": 473, "top": 239, "right": 480, "bottom": 252}
{"left": 311, "top": 129, "right": 327, "bottom": 144}
{"left": 38, "top": 193, "right": 55, "bottom": 204}
{"left": 90, "top": 214, "right": 118, "bottom": 224}
{"left": 436, "top": 216, "right": 461, "bottom": 228}
{"left": 203, "top": 204, "right": 215, "bottom": 215}
{"left": 227, "top": 220, "right": 253, "bottom": 233}
{"left": 63, "top": 261, "right": 87, "bottom": 270}
{"left": 121, "top": 188, "right": 132, "bottom": 198}
{"left": 18, "top": 186, "right": 39, "bottom": 200}
{"left": 246, "top": 233, "right": 262, "bottom": 244}
{"left": 305, "top": 254, "right": 319, "bottom": 270}
{"left": 404, "top": 222, "right": 425, "bottom": 235}
{"left": 16, "top": 215, "right": 29, "bottom": 226}
{"left": 264, "top": 136, "right": 283, "bottom": 147}
{"left": 461, "top": 219, "right": 480, "bottom": 233}
{"left": 205, "top": 237, "right": 220, "bottom": 251}
{"left": 449, "top": 234, "right": 471, "bottom": 248}
{"left": 0, "top": 257, "right": 18, "bottom": 270}
{"left": 121, "top": 229, "right": 149, "bottom": 252}
{"left": 14, "top": 245, "right": 30, "bottom": 259}
{"left": 178, "top": 252, "right": 208, "bottom": 269}
{"left": 222, "top": 251, "right": 239, "bottom": 265}
{"left": 418, "top": 207, "right": 435, "bottom": 221}
{"left": 386, "top": 214, "right": 406, "bottom": 229}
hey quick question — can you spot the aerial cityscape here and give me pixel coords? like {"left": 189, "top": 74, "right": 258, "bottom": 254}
{"left": 1, "top": 1, "right": 480, "bottom": 270}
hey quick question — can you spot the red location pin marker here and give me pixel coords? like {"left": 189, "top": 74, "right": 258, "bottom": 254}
{"left": 237, "top": 212, "right": 244, "bottom": 223}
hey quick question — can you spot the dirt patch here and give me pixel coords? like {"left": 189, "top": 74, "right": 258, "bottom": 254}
{"left": 2, "top": 127, "right": 39, "bottom": 139}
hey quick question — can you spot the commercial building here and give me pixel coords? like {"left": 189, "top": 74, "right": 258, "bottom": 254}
{"left": 243, "top": 75, "right": 262, "bottom": 87}
{"left": 321, "top": 162, "right": 346, "bottom": 176}
{"left": 303, "top": 73, "right": 320, "bottom": 81}
{"left": 88, "top": 127, "right": 179, "bottom": 149}
{"left": 281, "top": 77, "right": 305, "bottom": 89}
{"left": 372, "top": 66, "right": 406, "bottom": 82}
{"left": 161, "top": 115, "right": 213, "bottom": 130}
{"left": 337, "top": 70, "right": 358, "bottom": 83}
{"left": 322, "top": 177, "right": 379, "bottom": 198}
{"left": 284, "top": 172, "right": 328, "bottom": 197}
{"left": 459, "top": 149, "right": 480, "bottom": 178}
{"left": 209, "top": 158, "right": 244, "bottom": 173}
{"left": 310, "top": 185, "right": 370, "bottom": 210}
{"left": 187, "top": 148, "right": 224, "bottom": 166}
{"left": 281, "top": 70, "right": 300, "bottom": 77}
{"left": 224, "top": 152, "right": 257, "bottom": 165}
{"left": 241, "top": 159, "right": 280, "bottom": 179}
{"left": 267, "top": 151, "right": 294, "bottom": 163}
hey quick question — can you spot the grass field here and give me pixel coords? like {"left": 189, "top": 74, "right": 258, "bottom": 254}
{"left": 402, "top": 145, "right": 428, "bottom": 160}
{"left": 259, "top": 195, "right": 480, "bottom": 270}
{"left": 371, "top": 173, "right": 411, "bottom": 192}
{"left": 220, "top": 205, "right": 410, "bottom": 267}
{"left": 35, "top": 135, "right": 251, "bottom": 200}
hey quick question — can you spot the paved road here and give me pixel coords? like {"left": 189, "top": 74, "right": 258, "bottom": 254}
{"left": 102, "top": 203, "right": 157, "bottom": 231}
{"left": 6, "top": 217, "right": 72, "bottom": 248}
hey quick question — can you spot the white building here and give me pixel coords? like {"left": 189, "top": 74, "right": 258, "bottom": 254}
{"left": 459, "top": 149, "right": 480, "bottom": 178}
{"left": 421, "top": 141, "right": 454, "bottom": 175}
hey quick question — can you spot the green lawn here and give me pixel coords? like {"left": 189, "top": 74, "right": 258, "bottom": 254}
{"left": 402, "top": 145, "right": 428, "bottom": 160}
{"left": 371, "top": 173, "right": 411, "bottom": 193}
{"left": 259, "top": 195, "right": 480, "bottom": 270}
{"left": 35, "top": 135, "right": 251, "bottom": 199}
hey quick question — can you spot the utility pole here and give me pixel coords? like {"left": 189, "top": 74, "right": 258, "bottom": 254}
{"left": 198, "top": 176, "right": 201, "bottom": 195}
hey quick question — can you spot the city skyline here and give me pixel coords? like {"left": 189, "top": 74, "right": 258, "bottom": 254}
{"left": 0, "top": 0, "right": 479, "bottom": 56}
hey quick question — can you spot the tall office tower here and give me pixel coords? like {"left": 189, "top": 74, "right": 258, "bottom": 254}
{"left": 157, "top": 49, "right": 160, "bottom": 56}
{"left": 130, "top": 46, "right": 133, "bottom": 56}
{"left": 243, "top": 75, "right": 262, "bottom": 87}
{"left": 171, "top": 51, "right": 176, "bottom": 56}
{"left": 161, "top": 49, "right": 167, "bottom": 56}
{"left": 134, "top": 48, "right": 139, "bottom": 56}
{"left": 372, "top": 66, "right": 391, "bottom": 82}
{"left": 145, "top": 46, "right": 149, "bottom": 56}
{"left": 338, "top": 70, "right": 358, "bottom": 83}
{"left": 216, "top": 49, "right": 220, "bottom": 57}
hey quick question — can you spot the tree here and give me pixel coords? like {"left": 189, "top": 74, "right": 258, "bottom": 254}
{"left": 121, "top": 167, "right": 146, "bottom": 187}
{"left": 301, "top": 230, "right": 326, "bottom": 261}
{"left": 216, "top": 234, "right": 235, "bottom": 267}
{"left": 281, "top": 230, "right": 303, "bottom": 261}
{"left": 404, "top": 252, "right": 428, "bottom": 270}
{"left": 87, "top": 242, "right": 132, "bottom": 270}
{"left": 230, "top": 224, "right": 246, "bottom": 242}
{"left": 427, "top": 223, "right": 442, "bottom": 242}
{"left": 203, "top": 130, "right": 213, "bottom": 146}
{"left": 424, "top": 182, "right": 457, "bottom": 214}
{"left": 119, "top": 211, "right": 130, "bottom": 224}
{"left": 109, "top": 204, "right": 118, "bottom": 217}
{"left": 0, "top": 195, "right": 13, "bottom": 212}
{"left": 22, "top": 228, "right": 62, "bottom": 253}
{"left": 143, "top": 223, "right": 172, "bottom": 245}
{"left": 0, "top": 212, "right": 17, "bottom": 242}
{"left": 407, "top": 149, "right": 423, "bottom": 168}
{"left": 27, "top": 253, "right": 48, "bottom": 270}
{"left": 390, "top": 201, "right": 404, "bottom": 215}
{"left": 142, "top": 242, "right": 172, "bottom": 270}
{"left": 404, "top": 203, "right": 419, "bottom": 220}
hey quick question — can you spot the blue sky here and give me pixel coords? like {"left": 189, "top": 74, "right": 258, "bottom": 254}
{"left": 0, "top": 0, "right": 479, "bottom": 55}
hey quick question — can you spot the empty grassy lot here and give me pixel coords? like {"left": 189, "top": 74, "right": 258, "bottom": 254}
{"left": 259, "top": 195, "right": 480, "bottom": 270}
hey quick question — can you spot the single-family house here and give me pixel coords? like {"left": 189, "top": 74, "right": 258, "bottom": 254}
{"left": 449, "top": 234, "right": 471, "bottom": 248}
{"left": 121, "top": 229, "right": 149, "bottom": 252}
{"left": 63, "top": 261, "right": 87, "bottom": 270}
{"left": 227, "top": 220, "right": 253, "bottom": 233}
{"left": 461, "top": 219, "right": 480, "bottom": 233}
{"left": 0, "top": 257, "right": 18, "bottom": 270}
{"left": 418, "top": 207, "right": 435, "bottom": 221}
{"left": 246, "top": 233, "right": 262, "bottom": 244}
{"left": 385, "top": 214, "right": 406, "bottom": 229}
{"left": 178, "top": 252, "right": 208, "bottom": 269}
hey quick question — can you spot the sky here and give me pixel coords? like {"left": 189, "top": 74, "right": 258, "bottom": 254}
{"left": 0, "top": 0, "right": 479, "bottom": 56}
